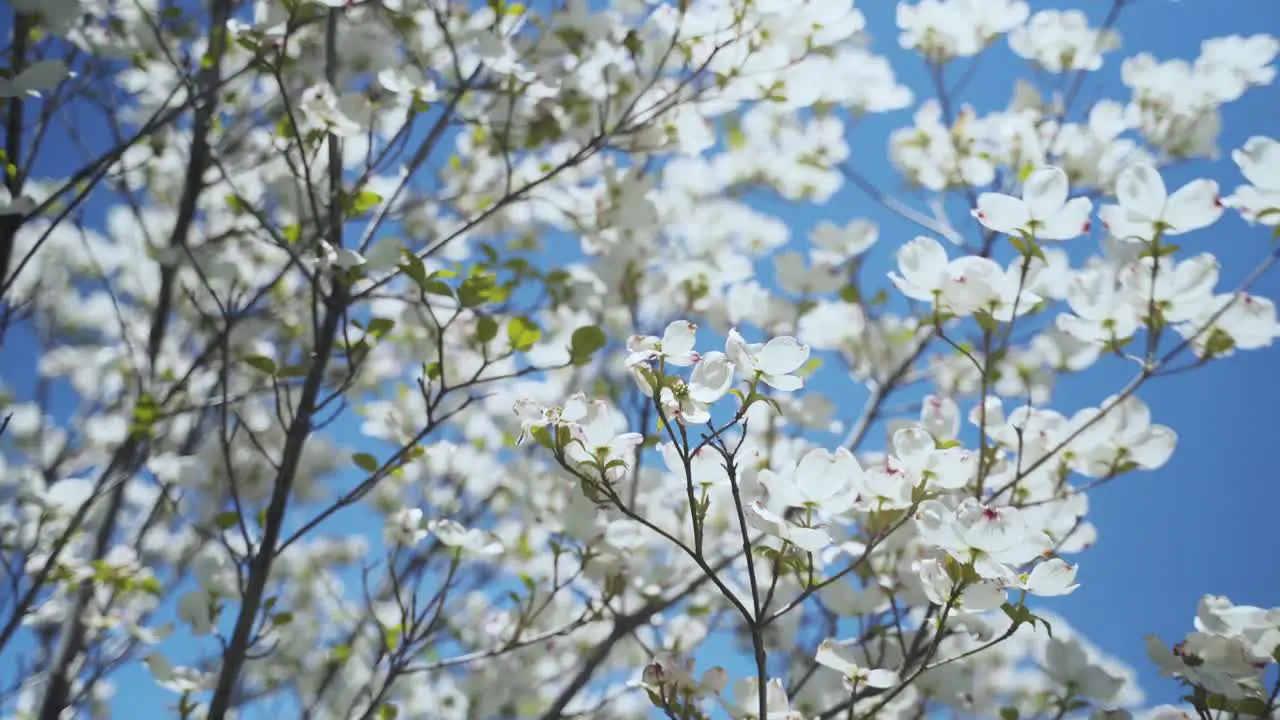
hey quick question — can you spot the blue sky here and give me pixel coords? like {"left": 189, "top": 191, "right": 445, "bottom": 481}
{"left": 2, "top": 0, "right": 1279, "bottom": 715}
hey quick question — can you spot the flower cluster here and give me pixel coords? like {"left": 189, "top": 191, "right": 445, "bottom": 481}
{"left": 1, "top": 0, "right": 1278, "bottom": 719}
{"left": 1145, "top": 596, "right": 1280, "bottom": 717}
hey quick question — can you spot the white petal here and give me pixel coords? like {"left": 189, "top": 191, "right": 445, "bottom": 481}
{"left": 1026, "top": 558, "right": 1079, "bottom": 596}
{"left": 688, "top": 351, "right": 735, "bottom": 403}
{"left": 15, "top": 60, "right": 70, "bottom": 93}
{"left": 785, "top": 526, "right": 833, "bottom": 552}
{"left": 1163, "top": 179, "right": 1223, "bottom": 235}
{"left": 661, "top": 320, "right": 698, "bottom": 363}
{"left": 795, "top": 449, "right": 839, "bottom": 503}
{"left": 894, "top": 235, "right": 949, "bottom": 294}
{"left": 757, "top": 336, "right": 809, "bottom": 376}
{"left": 921, "top": 395, "right": 961, "bottom": 439}
{"left": 750, "top": 497, "right": 790, "bottom": 527}
{"left": 892, "top": 427, "right": 935, "bottom": 475}
{"left": 973, "top": 193, "right": 1031, "bottom": 235}
{"left": 864, "top": 669, "right": 900, "bottom": 689}
{"left": 1128, "top": 426, "right": 1176, "bottom": 469}
{"left": 725, "top": 327, "right": 757, "bottom": 372}
{"left": 814, "top": 640, "right": 859, "bottom": 676}
{"left": 1226, "top": 185, "right": 1280, "bottom": 226}
{"left": 1038, "top": 197, "right": 1094, "bottom": 240}
{"left": 1098, "top": 205, "right": 1152, "bottom": 243}
{"left": 1115, "top": 164, "right": 1168, "bottom": 220}
{"left": 678, "top": 399, "right": 711, "bottom": 425}
{"left": 1234, "top": 136, "right": 1280, "bottom": 191}
{"left": 1022, "top": 166, "right": 1070, "bottom": 220}
{"left": 761, "top": 372, "right": 803, "bottom": 392}
{"left": 960, "top": 580, "right": 1008, "bottom": 610}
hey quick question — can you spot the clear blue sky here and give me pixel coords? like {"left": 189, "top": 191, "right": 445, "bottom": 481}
{"left": 2, "top": 0, "right": 1279, "bottom": 715}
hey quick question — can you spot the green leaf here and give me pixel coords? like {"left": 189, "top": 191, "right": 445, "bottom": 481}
{"left": 367, "top": 317, "right": 395, "bottom": 338}
{"left": 726, "top": 116, "right": 746, "bottom": 150}
{"left": 974, "top": 311, "right": 1001, "bottom": 334}
{"left": 422, "top": 280, "right": 454, "bottom": 297}
{"left": 352, "top": 453, "right": 379, "bottom": 472}
{"left": 1140, "top": 243, "right": 1181, "bottom": 259}
{"left": 1255, "top": 207, "right": 1280, "bottom": 223}
{"left": 507, "top": 316, "right": 542, "bottom": 351}
{"left": 129, "top": 394, "right": 160, "bottom": 439}
{"left": 349, "top": 189, "right": 383, "bottom": 215}
{"left": 569, "top": 325, "right": 607, "bottom": 364}
{"left": 1204, "top": 327, "right": 1235, "bottom": 358}
{"left": 244, "top": 355, "right": 277, "bottom": 375}
{"left": 214, "top": 511, "right": 239, "bottom": 529}
{"left": 796, "top": 357, "right": 822, "bottom": 379}
{"left": 273, "top": 611, "right": 294, "bottom": 626}
{"left": 1234, "top": 697, "right": 1270, "bottom": 716}
{"left": 400, "top": 251, "right": 428, "bottom": 289}
{"left": 424, "top": 362, "right": 442, "bottom": 381}
{"left": 476, "top": 315, "right": 499, "bottom": 343}
{"left": 1029, "top": 611, "right": 1054, "bottom": 638}
{"left": 458, "top": 273, "right": 498, "bottom": 307}
{"left": 999, "top": 708, "right": 1019, "bottom": 720}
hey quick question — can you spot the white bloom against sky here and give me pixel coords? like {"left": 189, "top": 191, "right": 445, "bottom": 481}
{"left": 0, "top": 0, "right": 1278, "bottom": 719}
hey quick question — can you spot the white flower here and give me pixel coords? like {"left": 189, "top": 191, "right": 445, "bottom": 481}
{"left": 0, "top": 60, "right": 71, "bottom": 98}
{"left": 299, "top": 82, "right": 363, "bottom": 137}
{"left": 661, "top": 443, "right": 729, "bottom": 488}
{"left": 0, "top": 187, "right": 36, "bottom": 216}
{"left": 626, "top": 320, "right": 699, "bottom": 367}
{"left": 176, "top": 591, "right": 216, "bottom": 635}
{"left": 145, "top": 653, "right": 210, "bottom": 695}
{"left": 1224, "top": 135, "right": 1280, "bottom": 225}
{"left": 915, "top": 498, "right": 1050, "bottom": 582}
{"left": 809, "top": 219, "right": 879, "bottom": 264}
{"left": 567, "top": 398, "right": 642, "bottom": 471}
{"left": 972, "top": 166, "right": 1093, "bottom": 240}
{"left": 760, "top": 448, "right": 860, "bottom": 515}
{"left": 1019, "top": 558, "right": 1081, "bottom": 596}
{"left": 814, "top": 638, "right": 900, "bottom": 690}
{"left": 689, "top": 351, "right": 735, "bottom": 404}
{"left": 725, "top": 328, "right": 810, "bottom": 392}
{"left": 428, "top": 519, "right": 503, "bottom": 555}
{"left": 887, "top": 427, "right": 974, "bottom": 491}
{"left": 512, "top": 397, "right": 577, "bottom": 445}
{"left": 319, "top": 241, "right": 366, "bottom": 270}
{"left": 889, "top": 235, "right": 949, "bottom": 302}
{"left": 1099, "top": 164, "right": 1223, "bottom": 242}
{"left": 914, "top": 557, "right": 1008, "bottom": 613}
{"left": 727, "top": 678, "right": 802, "bottom": 720}
{"left": 386, "top": 508, "right": 428, "bottom": 547}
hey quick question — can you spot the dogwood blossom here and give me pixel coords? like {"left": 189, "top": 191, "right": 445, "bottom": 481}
{"left": 1099, "top": 165, "right": 1224, "bottom": 242}
{"left": 814, "top": 638, "right": 900, "bottom": 690}
{"left": 1224, "top": 135, "right": 1280, "bottom": 225}
{"left": 725, "top": 329, "right": 811, "bottom": 391}
{"left": 5, "top": 2, "right": 1279, "bottom": 719}
{"left": 972, "top": 166, "right": 1093, "bottom": 240}
{"left": 626, "top": 320, "right": 700, "bottom": 367}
